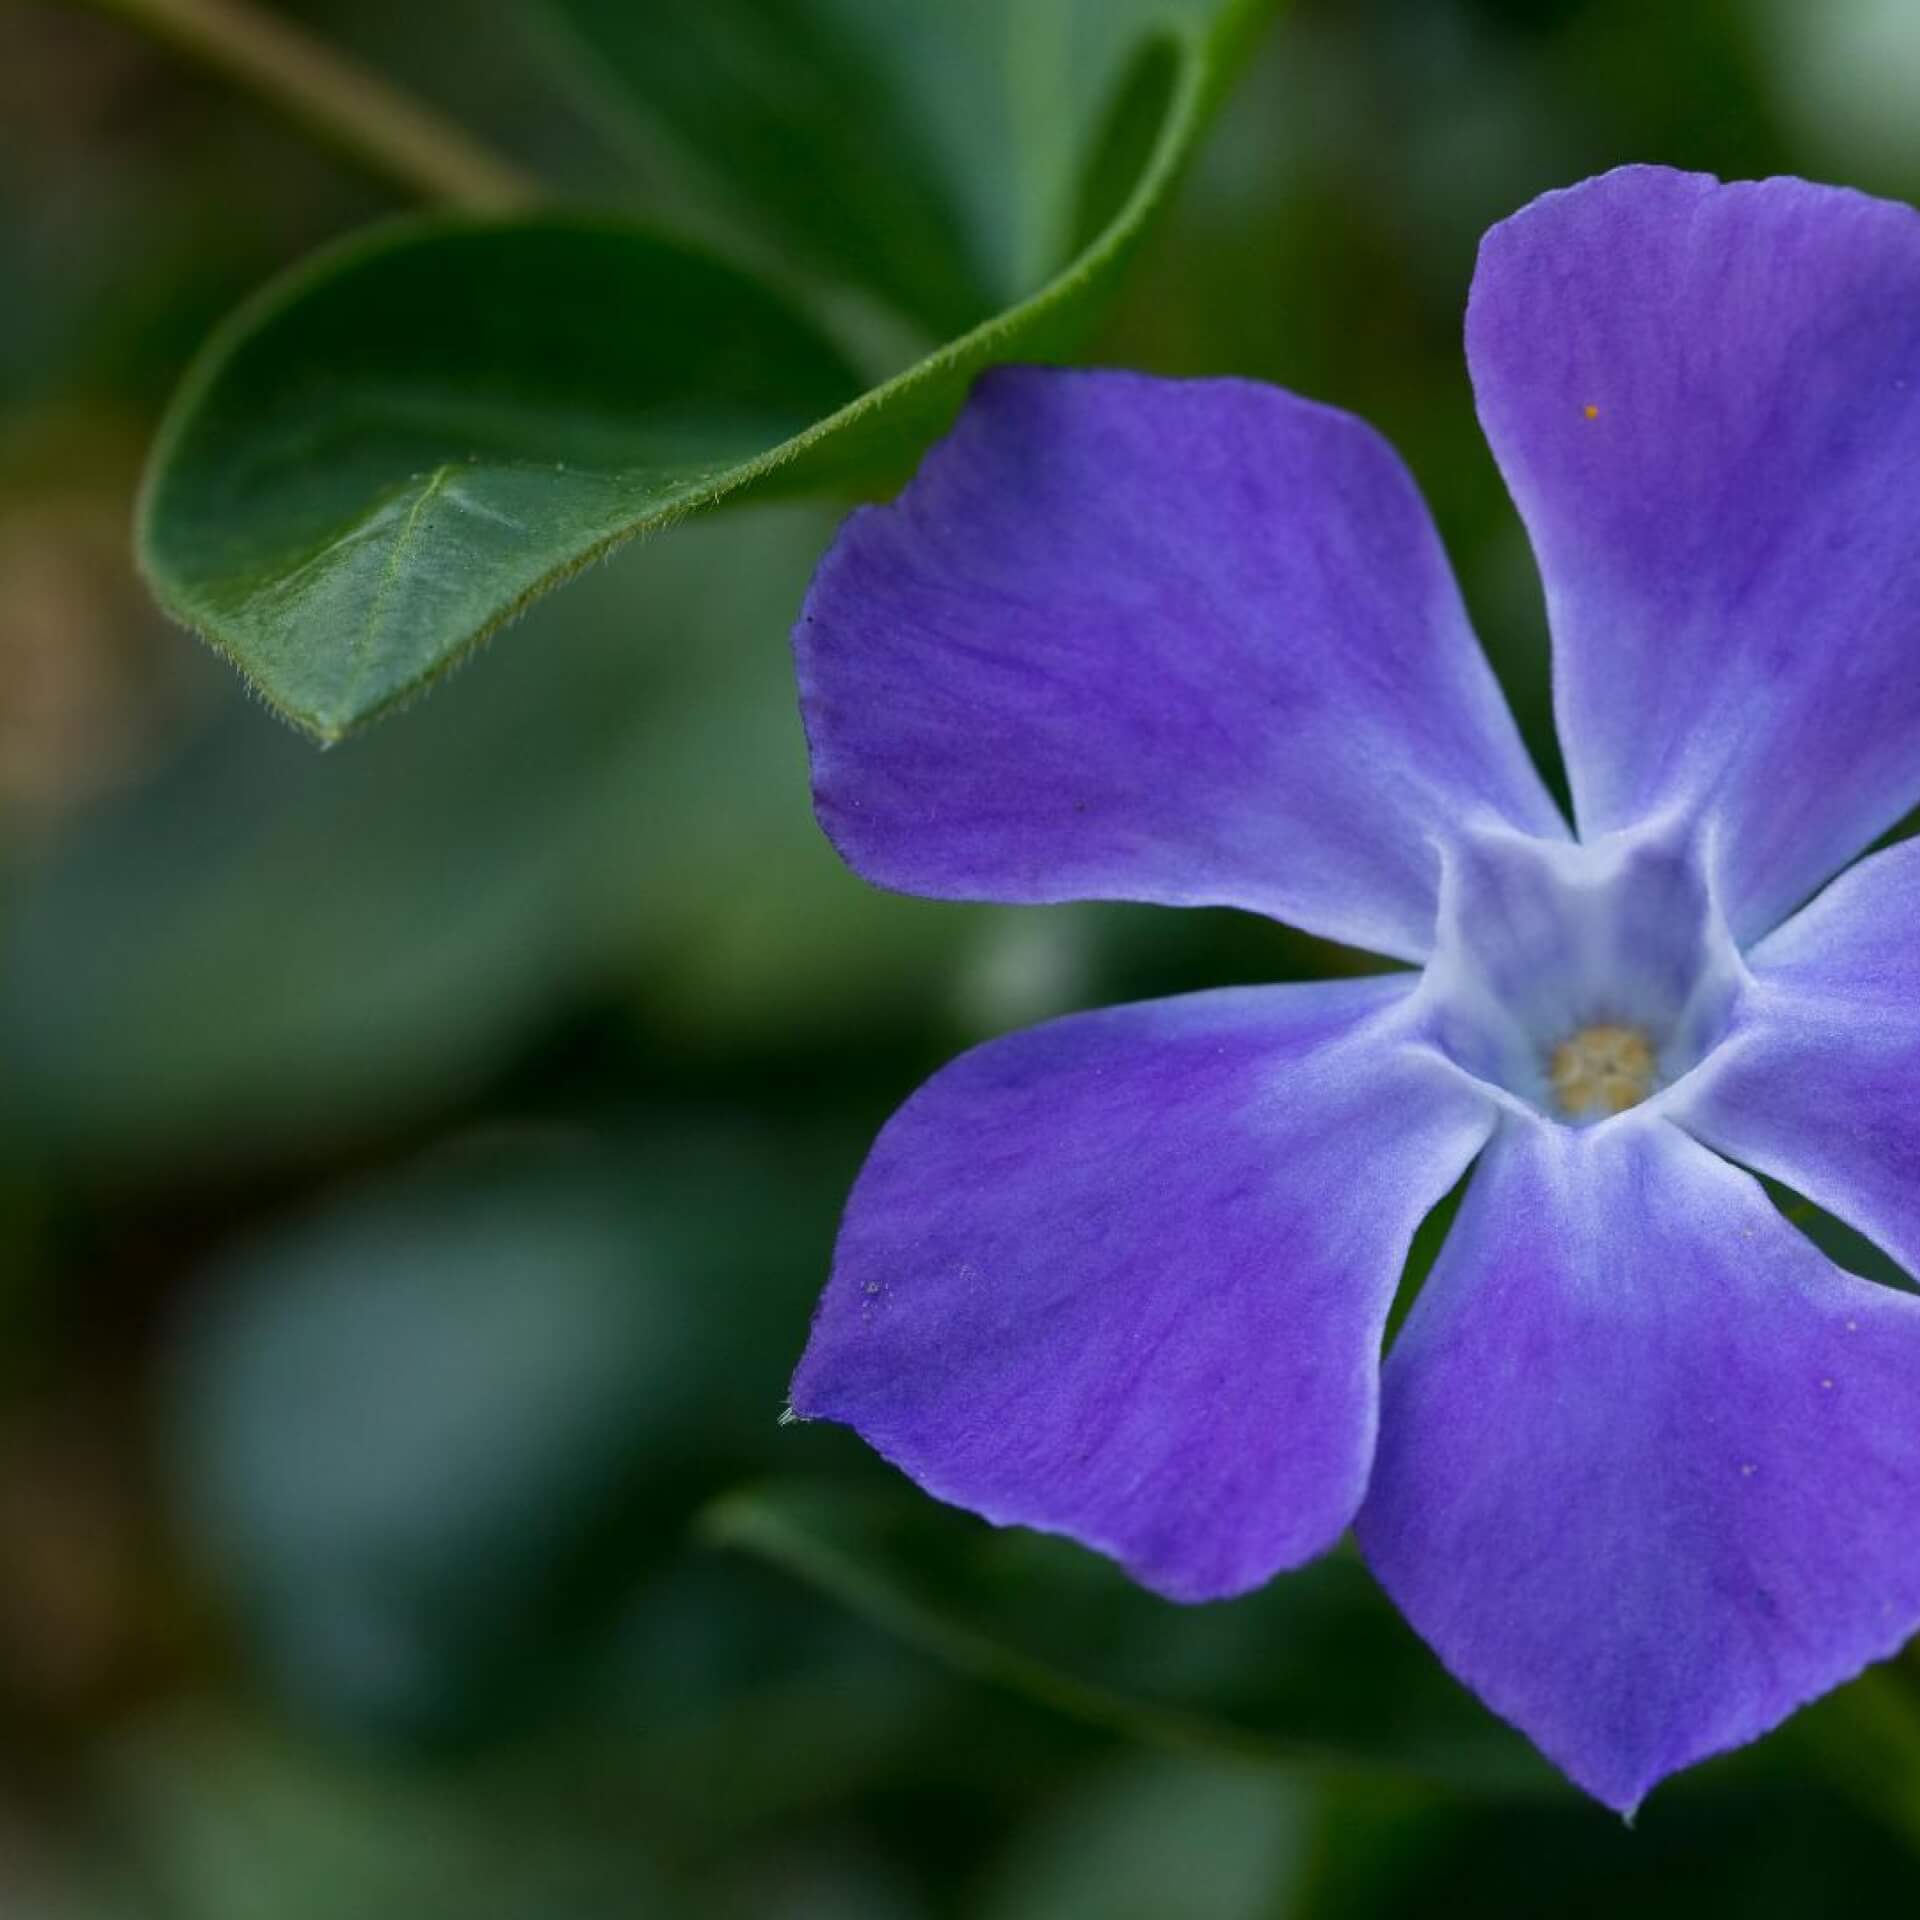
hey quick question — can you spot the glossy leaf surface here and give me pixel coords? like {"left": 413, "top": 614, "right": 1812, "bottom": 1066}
{"left": 139, "top": 0, "right": 1272, "bottom": 739}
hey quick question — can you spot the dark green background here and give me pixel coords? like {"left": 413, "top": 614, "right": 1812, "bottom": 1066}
{"left": 6, "top": 1, "right": 1920, "bottom": 1912}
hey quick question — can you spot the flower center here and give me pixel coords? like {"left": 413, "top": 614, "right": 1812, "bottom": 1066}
{"left": 1547, "top": 1023, "right": 1657, "bottom": 1119}
{"left": 1417, "top": 818, "right": 1744, "bottom": 1129}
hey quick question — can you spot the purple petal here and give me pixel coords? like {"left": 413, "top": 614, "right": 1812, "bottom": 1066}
{"left": 1670, "top": 835, "right": 1920, "bottom": 1281}
{"left": 796, "top": 368, "right": 1564, "bottom": 963}
{"left": 1358, "top": 1115, "right": 1920, "bottom": 1814}
{"left": 1469, "top": 165, "right": 1920, "bottom": 941}
{"left": 791, "top": 978, "right": 1495, "bottom": 1601}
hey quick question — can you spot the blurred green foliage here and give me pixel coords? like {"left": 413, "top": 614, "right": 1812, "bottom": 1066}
{"left": 9, "top": 0, "right": 1920, "bottom": 1914}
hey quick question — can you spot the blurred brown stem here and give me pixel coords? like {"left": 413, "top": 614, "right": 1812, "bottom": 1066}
{"left": 77, "top": 0, "right": 539, "bottom": 212}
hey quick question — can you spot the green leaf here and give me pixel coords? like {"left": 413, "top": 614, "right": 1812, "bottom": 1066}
{"left": 88, "top": 1707, "right": 685, "bottom": 1920}
{"left": 168, "top": 1146, "right": 681, "bottom": 1737}
{"left": 163, "top": 1129, "right": 846, "bottom": 1739}
{"left": 138, "top": 223, "right": 866, "bottom": 740}
{"left": 975, "top": 1751, "right": 1309, "bottom": 1920}
{"left": 2, "top": 507, "right": 971, "bottom": 1173}
{"left": 702, "top": 1479, "right": 1562, "bottom": 1795}
{"left": 540, "top": 0, "right": 1260, "bottom": 332}
{"left": 138, "top": 0, "right": 1275, "bottom": 741}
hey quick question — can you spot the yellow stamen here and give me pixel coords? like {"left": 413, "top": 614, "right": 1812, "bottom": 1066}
{"left": 1548, "top": 1023, "right": 1655, "bottom": 1119}
{"left": 1583, "top": 403, "right": 1600, "bottom": 420}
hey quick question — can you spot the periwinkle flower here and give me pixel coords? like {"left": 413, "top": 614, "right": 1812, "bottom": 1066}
{"left": 785, "top": 166, "right": 1920, "bottom": 1812}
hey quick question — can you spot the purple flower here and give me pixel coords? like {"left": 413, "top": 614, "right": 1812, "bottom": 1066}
{"left": 784, "top": 165, "right": 1920, "bottom": 1813}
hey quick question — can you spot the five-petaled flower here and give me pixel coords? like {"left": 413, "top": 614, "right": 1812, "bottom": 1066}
{"left": 784, "top": 166, "right": 1920, "bottom": 1813}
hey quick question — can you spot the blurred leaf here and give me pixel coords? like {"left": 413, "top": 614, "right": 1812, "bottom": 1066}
{"left": 1758, "top": 0, "right": 1920, "bottom": 202}
{"left": 703, "top": 1480, "right": 1561, "bottom": 1795}
{"left": 137, "top": 0, "right": 1274, "bottom": 740}
{"left": 169, "top": 1147, "right": 671, "bottom": 1736}
{"left": 1776, "top": 1654, "right": 1920, "bottom": 1856}
{"left": 163, "top": 1129, "right": 841, "bottom": 1738}
{"left": 0, "top": 506, "right": 968, "bottom": 1173}
{"left": 1290, "top": 1756, "right": 1920, "bottom": 1920}
{"left": 87, "top": 1707, "right": 682, "bottom": 1920}
{"left": 975, "top": 1750, "right": 1307, "bottom": 1920}
{"left": 541, "top": 0, "right": 1256, "bottom": 329}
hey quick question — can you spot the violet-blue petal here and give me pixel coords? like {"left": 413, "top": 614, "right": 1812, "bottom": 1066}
{"left": 1358, "top": 1115, "right": 1920, "bottom": 1814}
{"left": 1670, "top": 836, "right": 1920, "bottom": 1281}
{"left": 1469, "top": 165, "right": 1920, "bottom": 941}
{"left": 796, "top": 368, "right": 1564, "bottom": 962}
{"left": 791, "top": 977, "right": 1495, "bottom": 1601}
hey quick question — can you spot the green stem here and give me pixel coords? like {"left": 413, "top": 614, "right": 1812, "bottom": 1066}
{"left": 77, "top": 0, "right": 539, "bottom": 212}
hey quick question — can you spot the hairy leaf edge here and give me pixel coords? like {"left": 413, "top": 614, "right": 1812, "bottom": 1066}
{"left": 135, "top": 0, "right": 1275, "bottom": 744}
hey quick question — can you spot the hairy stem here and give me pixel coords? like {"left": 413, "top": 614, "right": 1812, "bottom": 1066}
{"left": 78, "top": 0, "right": 539, "bottom": 211}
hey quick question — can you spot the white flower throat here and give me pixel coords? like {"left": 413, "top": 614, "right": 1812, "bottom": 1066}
{"left": 1416, "top": 817, "right": 1745, "bottom": 1129}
